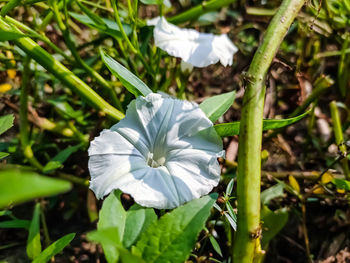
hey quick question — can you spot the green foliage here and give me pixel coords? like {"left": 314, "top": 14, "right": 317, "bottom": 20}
{"left": 0, "top": 169, "right": 71, "bottom": 208}
{"left": 0, "top": 30, "right": 24, "bottom": 41}
{"left": 261, "top": 183, "right": 285, "bottom": 205}
{"left": 199, "top": 91, "right": 236, "bottom": 122}
{"left": 260, "top": 206, "right": 289, "bottom": 250}
{"left": 215, "top": 110, "right": 310, "bottom": 137}
{"left": 134, "top": 194, "right": 217, "bottom": 263}
{"left": 123, "top": 204, "right": 157, "bottom": 248}
{"left": 32, "top": 233, "right": 76, "bottom": 263}
{"left": 26, "top": 203, "right": 41, "bottom": 260}
{"left": 0, "top": 114, "right": 14, "bottom": 135}
{"left": 332, "top": 178, "right": 350, "bottom": 190}
{"left": 43, "top": 143, "right": 83, "bottom": 173}
{"left": 101, "top": 51, "right": 153, "bottom": 97}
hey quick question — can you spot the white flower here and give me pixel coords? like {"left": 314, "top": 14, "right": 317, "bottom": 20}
{"left": 88, "top": 93, "right": 224, "bottom": 209}
{"left": 147, "top": 16, "right": 238, "bottom": 67}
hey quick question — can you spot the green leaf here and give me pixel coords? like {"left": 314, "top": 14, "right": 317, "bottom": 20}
{"left": 100, "top": 50, "right": 152, "bottom": 97}
{"left": 209, "top": 235, "right": 222, "bottom": 257}
{"left": 42, "top": 144, "right": 82, "bottom": 173}
{"left": 0, "top": 152, "right": 9, "bottom": 159}
{"left": 0, "top": 169, "right": 71, "bottom": 208}
{"left": 261, "top": 205, "right": 288, "bottom": 250}
{"left": 26, "top": 203, "right": 41, "bottom": 259}
{"left": 0, "top": 114, "right": 14, "bottom": 135}
{"left": 140, "top": 0, "right": 164, "bottom": 4}
{"left": 32, "top": 233, "right": 75, "bottom": 263}
{"left": 87, "top": 228, "right": 121, "bottom": 263}
{"left": 199, "top": 91, "right": 236, "bottom": 122}
{"left": 76, "top": 1, "right": 107, "bottom": 30}
{"left": 123, "top": 205, "right": 157, "bottom": 248}
{"left": 0, "top": 219, "right": 30, "bottom": 229}
{"left": 332, "top": 178, "right": 350, "bottom": 190}
{"left": 98, "top": 190, "right": 126, "bottom": 241}
{"left": 214, "top": 110, "right": 310, "bottom": 137}
{"left": 69, "top": 12, "right": 131, "bottom": 38}
{"left": 88, "top": 228, "right": 144, "bottom": 263}
{"left": 47, "top": 98, "right": 86, "bottom": 124}
{"left": 261, "top": 182, "right": 285, "bottom": 205}
{"left": 35, "top": 234, "right": 74, "bottom": 262}
{"left": 134, "top": 194, "right": 217, "bottom": 263}
{"left": 0, "top": 30, "right": 24, "bottom": 41}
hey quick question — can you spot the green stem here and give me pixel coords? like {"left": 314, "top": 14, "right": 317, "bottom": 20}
{"left": 233, "top": 0, "right": 306, "bottom": 262}
{"left": 0, "top": 0, "right": 21, "bottom": 16}
{"left": 330, "top": 101, "right": 350, "bottom": 180}
{"left": 111, "top": 0, "right": 137, "bottom": 54}
{"left": 4, "top": 16, "right": 74, "bottom": 63}
{"left": 0, "top": 18, "right": 124, "bottom": 121}
{"left": 168, "top": 0, "right": 236, "bottom": 24}
{"left": 19, "top": 57, "right": 43, "bottom": 170}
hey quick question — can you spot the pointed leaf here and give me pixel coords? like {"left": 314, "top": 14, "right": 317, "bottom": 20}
{"left": 0, "top": 114, "right": 14, "bottom": 135}
{"left": 87, "top": 228, "right": 121, "bottom": 263}
{"left": 261, "top": 182, "right": 285, "bottom": 205}
{"left": 261, "top": 205, "right": 288, "bottom": 249}
{"left": 100, "top": 51, "right": 152, "bottom": 97}
{"left": 332, "top": 178, "right": 350, "bottom": 190}
{"left": 0, "top": 169, "right": 71, "bottom": 208}
{"left": 199, "top": 91, "right": 236, "bottom": 122}
{"left": 209, "top": 235, "right": 222, "bottom": 257}
{"left": 32, "top": 233, "right": 75, "bottom": 263}
{"left": 0, "top": 30, "right": 24, "bottom": 41}
{"left": 215, "top": 110, "right": 310, "bottom": 137}
{"left": 123, "top": 205, "right": 157, "bottom": 248}
{"left": 134, "top": 194, "right": 217, "bottom": 262}
{"left": 98, "top": 190, "right": 126, "bottom": 242}
{"left": 69, "top": 12, "right": 131, "bottom": 38}
{"left": 26, "top": 203, "right": 41, "bottom": 259}
{"left": 43, "top": 144, "right": 82, "bottom": 173}
{"left": 0, "top": 152, "right": 9, "bottom": 159}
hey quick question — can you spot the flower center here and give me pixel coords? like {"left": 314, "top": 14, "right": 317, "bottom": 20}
{"left": 147, "top": 152, "right": 166, "bottom": 168}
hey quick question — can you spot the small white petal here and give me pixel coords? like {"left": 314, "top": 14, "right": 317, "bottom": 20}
{"left": 88, "top": 93, "right": 224, "bottom": 209}
{"left": 150, "top": 16, "right": 238, "bottom": 67}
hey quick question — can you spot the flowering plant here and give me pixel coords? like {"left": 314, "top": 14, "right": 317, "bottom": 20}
{"left": 88, "top": 93, "right": 224, "bottom": 209}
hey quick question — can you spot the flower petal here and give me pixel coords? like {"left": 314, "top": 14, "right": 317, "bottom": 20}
{"left": 150, "top": 17, "right": 238, "bottom": 67}
{"left": 88, "top": 93, "right": 225, "bottom": 209}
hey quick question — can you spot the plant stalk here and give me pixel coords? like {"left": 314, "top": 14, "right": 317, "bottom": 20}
{"left": 233, "top": 0, "right": 306, "bottom": 262}
{"left": 330, "top": 101, "right": 350, "bottom": 179}
{"left": 0, "top": 18, "right": 124, "bottom": 121}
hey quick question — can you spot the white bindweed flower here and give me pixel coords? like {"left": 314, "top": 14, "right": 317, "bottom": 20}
{"left": 147, "top": 16, "right": 238, "bottom": 67}
{"left": 88, "top": 93, "right": 224, "bottom": 209}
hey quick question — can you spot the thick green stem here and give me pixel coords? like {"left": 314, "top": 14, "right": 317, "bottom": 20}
{"left": 168, "top": 0, "right": 236, "bottom": 24}
{"left": 0, "top": 18, "right": 124, "bottom": 121}
{"left": 330, "top": 101, "right": 350, "bottom": 179}
{"left": 233, "top": 0, "right": 306, "bottom": 262}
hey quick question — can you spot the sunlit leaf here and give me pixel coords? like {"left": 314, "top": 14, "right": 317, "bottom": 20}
{"left": 0, "top": 152, "right": 9, "bottom": 159}
{"left": 209, "top": 235, "right": 222, "bottom": 257}
{"left": 0, "top": 30, "right": 24, "bottom": 41}
{"left": 332, "top": 178, "right": 350, "bottom": 190}
{"left": 100, "top": 51, "right": 152, "bottom": 97}
{"left": 261, "top": 182, "right": 285, "bottom": 205}
{"left": 43, "top": 144, "right": 83, "bottom": 173}
{"left": 214, "top": 110, "right": 310, "bottom": 137}
{"left": 123, "top": 205, "right": 157, "bottom": 248}
{"left": 26, "top": 203, "right": 41, "bottom": 259}
{"left": 32, "top": 233, "right": 75, "bottom": 263}
{"left": 199, "top": 91, "right": 236, "bottom": 122}
{"left": 69, "top": 12, "right": 131, "bottom": 38}
{"left": 0, "top": 169, "right": 71, "bottom": 208}
{"left": 134, "top": 194, "right": 217, "bottom": 262}
{"left": 0, "top": 114, "right": 14, "bottom": 135}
